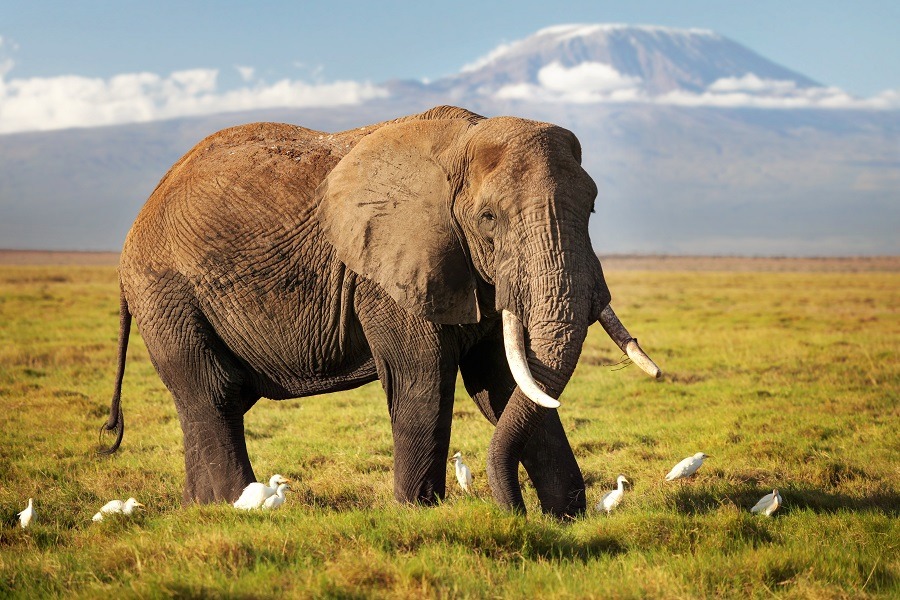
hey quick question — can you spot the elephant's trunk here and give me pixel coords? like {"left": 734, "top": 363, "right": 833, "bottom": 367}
{"left": 488, "top": 303, "right": 589, "bottom": 515}
{"left": 488, "top": 246, "right": 661, "bottom": 514}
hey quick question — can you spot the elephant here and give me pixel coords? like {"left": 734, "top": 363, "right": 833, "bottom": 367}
{"left": 98, "top": 105, "right": 660, "bottom": 518}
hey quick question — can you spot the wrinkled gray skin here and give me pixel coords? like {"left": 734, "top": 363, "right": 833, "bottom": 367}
{"left": 100, "top": 105, "right": 627, "bottom": 517}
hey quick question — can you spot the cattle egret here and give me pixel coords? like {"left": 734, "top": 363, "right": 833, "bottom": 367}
{"left": 263, "top": 484, "right": 291, "bottom": 510}
{"left": 92, "top": 497, "right": 144, "bottom": 522}
{"left": 750, "top": 489, "right": 782, "bottom": 516}
{"left": 597, "top": 475, "right": 629, "bottom": 514}
{"left": 18, "top": 498, "right": 34, "bottom": 528}
{"left": 665, "top": 452, "right": 709, "bottom": 481}
{"left": 450, "top": 451, "right": 473, "bottom": 493}
{"left": 234, "top": 474, "right": 290, "bottom": 510}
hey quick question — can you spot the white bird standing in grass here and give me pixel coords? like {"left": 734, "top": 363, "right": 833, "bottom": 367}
{"left": 92, "top": 497, "right": 144, "bottom": 522}
{"left": 450, "top": 451, "right": 473, "bottom": 493}
{"left": 234, "top": 474, "right": 290, "bottom": 510}
{"left": 665, "top": 452, "right": 709, "bottom": 481}
{"left": 262, "top": 484, "right": 291, "bottom": 510}
{"left": 750, "top": 489, "right": 782, "bottom": 516}
{"left": 18, "top": 498, "right": 34, "bottom": 528}
{"left": 597, "top": 475, "right": 629, "bottom": 514}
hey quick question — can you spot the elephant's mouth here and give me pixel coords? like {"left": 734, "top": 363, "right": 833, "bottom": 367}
{"left": 501, "top": 305, "right": 660, "bottom": 409}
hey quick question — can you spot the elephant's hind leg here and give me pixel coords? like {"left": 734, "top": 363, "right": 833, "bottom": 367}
{"left": 139, "top": 308, "right": 258, "bottom": 504}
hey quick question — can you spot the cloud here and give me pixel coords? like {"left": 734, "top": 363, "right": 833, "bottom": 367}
{"left": 497, "top": 61, "right": 643, "bottom": 103}
{"left": 657, "top": 77, "right": 899, "bottom": 109}
{"left": 0, "top": 35, "right": 18, "bottom": 78}
{"left": 235, "top": 65, "right": 255, "bottom": 82}
{"left": 538, "top": 62, "right": 641, "bottom": 94}
{"left": 0, "top": 67, "right": 388, "bottom": 134}
{"left": 492, "top": 62, "right": 900, "bottom": 110}
{"left": 708, "top": 73, "right": 797, "bottom": 93}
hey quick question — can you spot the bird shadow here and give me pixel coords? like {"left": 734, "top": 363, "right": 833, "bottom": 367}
{"left": 668, "top": 485, "right": 900, "bottom": 516}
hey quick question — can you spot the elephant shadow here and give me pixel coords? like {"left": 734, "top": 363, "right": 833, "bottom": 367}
{"left": 668, "top": 484, "right": 900, "bottom": 516}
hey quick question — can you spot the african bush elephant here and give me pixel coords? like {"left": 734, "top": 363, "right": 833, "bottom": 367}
{"left": 99, "top": 105, "right": 660, "bottom": 517}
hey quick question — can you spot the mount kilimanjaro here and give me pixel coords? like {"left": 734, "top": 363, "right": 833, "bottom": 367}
{"left": 1, "top": 24, "right": 897, "bottom": 255}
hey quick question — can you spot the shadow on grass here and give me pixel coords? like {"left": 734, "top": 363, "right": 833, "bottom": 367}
{"left": 435, "top": 520, "right": 628, "bottom": 562}
{"left": 779, "top": 487, "right": 900, "bottom": 516}
{"left": 669, "top": 485, "right": 900, "bottom": 516}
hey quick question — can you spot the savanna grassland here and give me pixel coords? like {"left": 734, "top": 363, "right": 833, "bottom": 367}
{"left": 0, "top": 253, "right": 897, "bottom": 599}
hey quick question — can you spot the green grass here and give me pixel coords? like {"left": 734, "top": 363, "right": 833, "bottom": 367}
{"left": 1, "top": 264, "right": 897, "bottom": 598}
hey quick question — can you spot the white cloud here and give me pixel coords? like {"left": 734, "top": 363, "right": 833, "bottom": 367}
{"left": 0, "top": 67, "right": 388, "bottom": 134}
{"left": 538, "top": 61, "right": 641, "bottom": 93}
{"left": 235, "top": 65, "right": 255, "bottom": 82}
{"left": 491, "top": 62, "right": 900, "bottom": 110}
{"left": 708, "top": 73, "right": 798, "bottom": 93}
{"left": 497, "top": 61, "right": 644, "bottom": 103}
{"left": 0, "top": 35, "right": 18, "bottom": 78}
{"left": 657, "top": 77, "right": 899, "bottom": 110}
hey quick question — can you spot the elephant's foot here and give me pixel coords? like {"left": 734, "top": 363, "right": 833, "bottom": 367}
{"left": 520, "top": 410, "right": 586, "bottom": 519}
{"left": 391, "top": 419, "right": 450, "bottom": 506}
{"left": 393, "top": 479, "right": 443, "bottom": 506}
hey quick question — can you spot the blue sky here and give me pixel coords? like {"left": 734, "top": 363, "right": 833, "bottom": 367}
{"left": 1, "top": 0, "right": 898, "bottom": 133}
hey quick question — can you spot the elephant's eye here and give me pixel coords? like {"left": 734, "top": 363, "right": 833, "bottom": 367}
{"left": 478, "top": 209, "right": 496, "bottom": 241}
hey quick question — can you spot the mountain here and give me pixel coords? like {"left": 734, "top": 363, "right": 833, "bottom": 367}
{"left": 1, "top": 25, "right": 897, "bottom": 255}
{"left": 432, "top": 24, "right": 820, "bottom": 97}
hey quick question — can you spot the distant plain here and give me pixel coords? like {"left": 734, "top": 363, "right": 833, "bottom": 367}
{"left": 0, "top": 253, "right": 897, "bottom": 598}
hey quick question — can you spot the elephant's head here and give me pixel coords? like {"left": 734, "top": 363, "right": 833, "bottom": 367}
{"left": 318, "top": 106, "right": 659, "bottom": 514}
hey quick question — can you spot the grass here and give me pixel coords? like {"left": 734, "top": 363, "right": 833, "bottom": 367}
{"left": 0, "top": 263, "right": 897, "bottom": 598}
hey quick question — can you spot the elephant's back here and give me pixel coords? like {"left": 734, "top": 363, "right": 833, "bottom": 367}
{"left": 121, "top": 122, "right": 349, "bottom": 273}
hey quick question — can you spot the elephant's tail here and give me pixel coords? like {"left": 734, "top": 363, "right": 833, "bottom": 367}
{"left": 97, "top": 289, "right": 130, "bottom": 454}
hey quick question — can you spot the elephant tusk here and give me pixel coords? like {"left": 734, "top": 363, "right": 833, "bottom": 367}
{"left": 501, "top": 310, "right": 561, "bottom": 409}
{"left": 598, "top": 305, "right": 662, "bottom": 379}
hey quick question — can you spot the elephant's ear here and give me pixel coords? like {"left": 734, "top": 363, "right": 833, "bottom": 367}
{"left": 316, "top": 119, "right": 480, "bottom": 324}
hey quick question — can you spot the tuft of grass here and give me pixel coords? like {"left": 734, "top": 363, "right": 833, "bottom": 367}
{"left": 0, "top": 264, "right": 898, "bottom": 598}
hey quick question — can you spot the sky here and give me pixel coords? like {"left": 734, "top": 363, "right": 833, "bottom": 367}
{"left": 1, "top": 0, "right": 898, "bottom": 134}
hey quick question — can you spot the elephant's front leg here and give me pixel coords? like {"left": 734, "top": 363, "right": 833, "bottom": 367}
{"left": 357, "top": 290, "right": 459, "bottom": 504}
{"left": 384, "top": 361, "right": 457, "bottom": 504}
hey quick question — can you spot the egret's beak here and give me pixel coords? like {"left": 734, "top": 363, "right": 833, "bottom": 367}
{"left": 134, "top": 502, "right": 145, "bottom": 508}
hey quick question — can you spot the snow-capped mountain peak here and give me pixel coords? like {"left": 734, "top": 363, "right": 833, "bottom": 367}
{"left": 449, "top": 23, "right": 818, "bottom": 99}
{"left": 534, "top": 23, "right": 720, "bottom": 40}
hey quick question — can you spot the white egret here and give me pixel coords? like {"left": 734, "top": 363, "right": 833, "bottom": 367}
{"left": 665, "top": 452, "right": 709, "bottom": 481}
{"left": 234, "top": 474, "right": 290, "bottom": 510}
{"left": 750, "top": 489, "right": 782, "bottom": 516}
{"left": 18, "top": 498, "right": 34, "bottom": 528}
{"left": 92, "top": 497, "right": 144, "bottom": 522}
{"left": 597, "top": 475, "right": 629, "bottom": 514}
{"left": 450, "top": 451, "right": 473, "bottom": 493}
{"left": 262, "top": 484, "right": 291, "bottom": 510}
